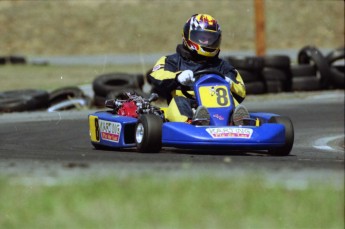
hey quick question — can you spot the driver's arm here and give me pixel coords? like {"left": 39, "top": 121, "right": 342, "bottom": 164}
{"left": 148, "top": 56, "right": 181, "bottom": 99}
{"left": 225, "top": 69, "right": 246, "bottom": 105}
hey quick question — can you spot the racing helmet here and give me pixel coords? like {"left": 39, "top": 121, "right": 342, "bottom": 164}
{"left": 182, "top": 14, "right": 222, "bottom": 57}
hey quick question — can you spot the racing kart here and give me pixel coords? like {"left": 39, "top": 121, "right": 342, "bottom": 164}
{"left": 88, "top": 70, "right": 294, "bottom": 156}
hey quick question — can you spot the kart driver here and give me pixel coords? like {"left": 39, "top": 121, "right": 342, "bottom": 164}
{"left": 148, "top": 13, "right": 249, "bottom": 126}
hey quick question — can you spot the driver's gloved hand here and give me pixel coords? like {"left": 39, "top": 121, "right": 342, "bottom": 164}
{"left": 177, "top": 70, "right": 194, "bottom": 86}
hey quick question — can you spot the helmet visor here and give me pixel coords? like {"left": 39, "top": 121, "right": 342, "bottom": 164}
{"left": 190, "top": 30, "right": 221, "bottom": 49}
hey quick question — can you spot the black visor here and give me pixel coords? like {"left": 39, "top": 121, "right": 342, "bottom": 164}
{"left": 190, "top": 30, "right": 221, "bottom": 49}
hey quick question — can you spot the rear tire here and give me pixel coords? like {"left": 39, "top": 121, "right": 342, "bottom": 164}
{"left": 268, "top": 116, "right": 294, "bottom": 156}
{"left": 135, "top": 114, "right": 162, "bottom": 153}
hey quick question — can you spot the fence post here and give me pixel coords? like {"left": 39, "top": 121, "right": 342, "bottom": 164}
{"left": 254, "top": 0, "right": 266, "bottom": 56}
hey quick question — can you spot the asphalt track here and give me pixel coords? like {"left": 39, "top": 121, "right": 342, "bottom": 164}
{"left": 0, "top": 91, "right": 344, "bottom": 185}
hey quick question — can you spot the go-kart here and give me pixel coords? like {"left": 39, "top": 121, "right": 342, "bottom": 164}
{"left": 88, "top": 70, "right": 294, "bottom": 156}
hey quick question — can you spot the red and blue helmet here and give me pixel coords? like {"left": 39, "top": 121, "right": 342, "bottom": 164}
{"left": 183, "top": 14, "right": 222, "bottom": 57}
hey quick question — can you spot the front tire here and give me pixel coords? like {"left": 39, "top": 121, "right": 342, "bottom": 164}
{"left": 268, "top": 116, "right": 294, "bottom": 156}
{"left": 135, "top": 114, "right": 163, "bottom": 153}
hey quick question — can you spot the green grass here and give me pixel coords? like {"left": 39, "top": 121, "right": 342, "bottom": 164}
{"left": 0, "top": 175, "right": 343, "bottom": 229}
{"left": 0, "top": 64, "right": 145, "bottom": 91}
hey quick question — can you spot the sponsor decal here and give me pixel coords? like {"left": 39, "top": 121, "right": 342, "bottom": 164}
{"left": 206, "top": 127, "right": 253, "bottom": 139}
{"left": 213, "top": 114, "right": 224, "bottom": 120}
{"left": 152, "top": 64, "right": 163, "bottom": 72}
{"left": 99, "top": 120, "right": 121, "bottom": 143}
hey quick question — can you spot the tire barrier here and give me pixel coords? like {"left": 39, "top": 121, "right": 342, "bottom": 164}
{"left": 47, "top": 86, "right": 91, "bottom": 111}
{"left": 225, "top": 46, "right": 342, "bottom": 92}
{"left": 261, "top": 67, "right": 288, "bottom": 93}
{"left": 49, "top": 86, "right": 86, "bottom": 105}
{"left": 297, "top": 45, "right": 331, "bottom": 89}
{"left": 1, "top": 45, "right": 342, "bottom": 113}
{"left": 0, "top": 56, "right": 6, "bottom": 65}
{"left": 244, "top": 81, "right": 266, "bottom": 95}
{"left": 263, "top": 55, "right": 292, "bottom": 92}
{"left": 47, "top": 98, "right": 91, "bottom": 112}
{"left": 290, "top": 64, "right": 320, "bottom": 91}
{"left": 326, "top": 47, "right": 344, "bottom": 89}
{"left": 0, "top": 89, "right": 49, "bottom": 112}
{"left": 92, "top": 73, "right": 145, "bottom": 107}
{"left": 227, "top": 56, "right": 266, "bottom": 95}
{"left": 0, "top": 55, "right": 27, "bottom": 65}
{"left": 227, "top": 56, "right": 264, "bottom": 71}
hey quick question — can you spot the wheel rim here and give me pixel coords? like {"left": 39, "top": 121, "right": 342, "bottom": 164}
{"left": 135, "top": 123, "right": 144, "bottom": 144}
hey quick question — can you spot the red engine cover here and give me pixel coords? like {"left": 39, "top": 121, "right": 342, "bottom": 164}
{"left": 117, "top": 101, "right": 138, "bottom": 118}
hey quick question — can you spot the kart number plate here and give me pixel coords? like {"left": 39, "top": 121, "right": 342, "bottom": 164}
{"left": 89, "top": 115, "right": 100, "bottom": 142}
{"left": 198, "top": 85, "right": 231, "bottom": 108}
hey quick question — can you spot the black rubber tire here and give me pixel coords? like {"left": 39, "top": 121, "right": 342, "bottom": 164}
{"left": 9, "top": 55, "right": 27, "bottom": 65}
{"left": 265, "top": 80, "right": 284, "bottom": 93}
{"left": 92, "top": 73, "right": 141, "bottom": 97}
{"left": 262, "top": 68, "right": 291, "bottom": 92}
{"left": 136, "top": 74, "right": 145, "bottom": 90}
{"left": 329, "top": 67, "right": 345, "bottom": 89}
{"left": 263, "top": 55, "right": 292, "bottom": 91}
{"left": 0, "top": 89, "right": 49, "bottom": 112}
{"left": 297, "top": 45, "right": 331, "bottom": 89}
{"left": 292, "top": 76, "right": 321, "bottom": 91}
{"left": 326, "top": 47, "right": 344, "bottom": 64}
{"left": 93, "top": 95, "right": 106, "bottom": 107}
{"left": 263, "top": 55, "right": 291, "bottom": 69}
{"left": 49, "top": 86, "right": 85, "bottom": 106}
{"left": 227, "top": 56, "right": 264, "bottom": 71}
{"left": 268, "top": 116, "right": 294, "bottom": 156}
{"left": 237, "top": 69, "right": 261, "bottom": 83}
{"left": 290, "top": 64, "right": 317, "bottom": 77}
{"left": 245, "top": 81, "right": 266, "bottom": 95}
{"left": 0, "top": 56, "right": 6, "bottom": 65}
{"left": 262, "top": 67, "right": 288, "bottom": 81}
{"left": 135, "top": 114, "right": 162, "bottom": 153}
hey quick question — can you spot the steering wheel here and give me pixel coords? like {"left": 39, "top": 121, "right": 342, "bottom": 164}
{"left": 193, "top": 69, "right": 226, "bottom": 80}
{"left": 180, "top": 69, "right": 226, "bottom": 99}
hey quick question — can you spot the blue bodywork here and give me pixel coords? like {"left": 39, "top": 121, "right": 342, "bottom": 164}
{"left": 89, "top": 74, "right": 287, "bottom": 151}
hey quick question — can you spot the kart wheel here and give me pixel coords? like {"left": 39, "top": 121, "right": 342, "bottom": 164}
{"left": 268, "top": 116, "right": 294, "bottom": 156}
{"left": 135, "top": 114, "right": 162, "bottom": 153}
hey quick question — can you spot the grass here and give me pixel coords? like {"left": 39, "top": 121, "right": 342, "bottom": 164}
{"left": 0, "top": 64, "right": 145, "bottom": 91}
{"left": 0, "top": 175, "right": 343, "bottom": 229}
{"left": 0, "top": 2, "right": 343, "bottom": 228}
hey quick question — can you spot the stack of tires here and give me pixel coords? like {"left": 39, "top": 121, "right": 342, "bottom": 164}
{"left": 92, "top": 72, "right": 145, "bottom": 107}
{"left": 261, "top": 55, "right": 292, "bottom": 93}
{"left": 47, "top": 86, "right": 91, "bottom": 112}
{"left": 0, "top": 89, "right": 50, "bottom": 112}
{"left": 327, "top": 47, "right": 345, "bottom": 89}
{"left": 291, "top": 46, "right": 345, "bottom": 91}
{"left": 0, "top": 55, "right": 27, "bottom": 65}
{"left": 291, "top": 45, "right": 330, "bottom": 91}
{"left": 226, "top": 56, "right": 266, "bottom": 95}
{"left": 226, "top": 55, "right": 293, "bottom": 94}
{"left": 0, "top": 87, "right": 92, "bottom": 113}
{"left": 226, "top": 46, "right": 344, "bottom": 93}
